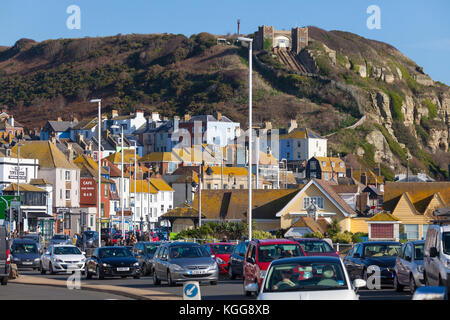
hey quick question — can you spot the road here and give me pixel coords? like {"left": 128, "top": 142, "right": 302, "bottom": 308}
{"left": 18, "top": 269, "right": 413, "bottom": 300}
{"left": 0, "top": 283, "right": 132, "bottom": 300}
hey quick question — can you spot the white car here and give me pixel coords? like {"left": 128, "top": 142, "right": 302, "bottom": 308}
{"left": 40, "top": 245, "right": 86, "bottom": 274}
{"left": 253, "top": 256, "right": 366, "bottom": 300}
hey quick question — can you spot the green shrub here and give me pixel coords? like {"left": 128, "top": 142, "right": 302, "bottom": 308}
{"left": 331, "top": 232, "right": 353, "bottom": 244}
{"left": 263, "top": 37, "right": 272, "bottom": 51}
{"left": 303, "top": 231, "right": 324, "bottom": 239}
{"left": 388, "top": 91, "right": 404, "bottom": 121}
{"left": 422, "top": 99, "right": 437, "bottom": 119}
{"left": 252, "top": 230, "right": 275, "bottom": 240}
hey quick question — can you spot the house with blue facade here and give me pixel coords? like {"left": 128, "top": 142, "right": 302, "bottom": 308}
{"left": 40, "top": 118, "right": 77, "bottom": 140}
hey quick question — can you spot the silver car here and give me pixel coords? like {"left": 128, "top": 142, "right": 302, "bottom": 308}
{"left": 152, "top": 242, "right": 219, "bottom": 286}
{"left": 394, "top": 240, "right": 425, "bottom": 294}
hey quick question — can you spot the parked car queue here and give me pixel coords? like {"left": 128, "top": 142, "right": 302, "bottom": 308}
{"left": 6, "top": 232, "right": 439, "bottom": 299}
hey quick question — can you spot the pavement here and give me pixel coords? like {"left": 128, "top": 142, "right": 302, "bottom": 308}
{"left": 10, "top": 274, "right": 181, "bottom": 300}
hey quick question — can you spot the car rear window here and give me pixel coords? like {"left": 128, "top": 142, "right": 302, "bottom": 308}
{"left": 298, "top": 241, "right": 334, "bottom": 253}
{"left": 258, "top": 244, "right": 304, "bottom": 262}
{"left": 211, "top": 244, "right": 236, "bottom": 254}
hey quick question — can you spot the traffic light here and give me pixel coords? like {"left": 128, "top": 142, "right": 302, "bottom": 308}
{"left": 12, "top": 208, "right": 18, "bottom": 222}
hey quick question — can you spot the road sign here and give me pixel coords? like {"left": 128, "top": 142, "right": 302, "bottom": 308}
{"left": 183, "top": 281, "right": 201, "bottom": 300}
{"left": 10, "top": 201, "right": 20, "bottom": 208}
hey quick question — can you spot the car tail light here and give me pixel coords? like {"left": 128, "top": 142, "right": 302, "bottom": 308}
{"left": 6, "top": 249, "right": 10, "bottom": 265}
{"left": 336, "top": 251, "right": 340, "bottom": 256}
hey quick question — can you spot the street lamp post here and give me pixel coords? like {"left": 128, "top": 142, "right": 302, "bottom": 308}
{"left": 90, "top": 99, "right": 102, "bottom": 247}
{"left": 110, "top": 123, "right": 125, "bottom": 239}
{"left": 132, "top": 141, "right": 137, "bottom": 231}
{"left": 238, "top": 36, "right": 253, "bottom": 241}
{"left": 16, "top": 143, "right": 24, "bottom": 234}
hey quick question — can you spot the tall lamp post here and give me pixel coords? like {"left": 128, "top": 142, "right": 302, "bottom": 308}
{"left": 111, "top": 124, "right": 125, "bottom": 239}
{"left": 90, "top": 99, "right": 102, "bottom": 247}
{"left": 238, "top": 36, "right": 253, "bottom": 241}
{"left": 16, "top": 143, "right": 24, "bottom": 234}
{"left": 132, "top": 141, "right": 137, "bottom": 231}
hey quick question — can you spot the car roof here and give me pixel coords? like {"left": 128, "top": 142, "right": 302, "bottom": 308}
{"left": 361, "top": 241, "right": 401, "bottom": 245}
{"left": 13, "top": 239, "right": 36, "bottom": 243}
{"left": 52, "top": 244, "right": 77, "bottom": 247}
{"left": 206, "top": 242, "right": 236, "bottom": 245}
{"left": 166, "top": 242, "right": 200, "bottom": 247}
{"left": 406, "top": 240, "right": 425, "bottom": 245}
{"left": 254, "top": 239, "right": 300, "bottom": 245}
{"left": 270, "top": 256, "right": 341, "bottom": 266}
{"left": 139, "top": 241, "right": 161, "bottom": 245}
{"left": 294, "top": 238, "right": 326, "bottom": 242}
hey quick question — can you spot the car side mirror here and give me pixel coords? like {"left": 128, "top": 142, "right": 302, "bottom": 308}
{"left": 353, "top": 279, "right": 366, "bottom": 290}
{"left": 82, "top": 252, "right": 86, "bottom": 255}
{"left": 247, "top": 257, "right": 255, "bottom": 264}
{"left": 430, "top": 247, "right": 439, "bottom": 258}
{"left": 353, "top": 253, "right": 361, "bottom": 258}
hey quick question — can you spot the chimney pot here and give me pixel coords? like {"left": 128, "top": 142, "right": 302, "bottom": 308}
{"left": 112, "top": 110, "right": 119, "bottom": 118}
{"left": 288, "top": 119, "right": 297, "bottom": 133}
{"left": 57, "top": 117, "right": 62, "bottom": 122}
{"left": 184, "top": 114, "right": 191, "bottom": 122}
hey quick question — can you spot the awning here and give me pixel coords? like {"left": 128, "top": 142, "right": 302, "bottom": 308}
{"left": 24, "top": 211, "right": 53, "bottom": 218}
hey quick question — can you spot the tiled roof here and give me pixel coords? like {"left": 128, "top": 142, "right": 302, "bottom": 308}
{"left": 74, "top": 155, "right": 109, "bottom": 181}
{"left": 105, "top": 149, "right": 141, "bottom": 164}
{"left": 12, "top": 141, "right": 79, "bottom": 169}
{"left": 72, "top": 118, "right": 97, "bottom": 130}
{"left": 149, "top": 178, "right": 174, "bottom": 192}
{"left": 139, "top": 151, "right": 181, "bottom": 163}
{"left": 280, "top": 128, "right": 324, "bottom": 140}
{"left": 29, "top": 178, "right": 52, "bottom": 185}
{"left": 312, "top": 157, "right": 346, "bottom": 173}
{"left": 258, "top": 151, "right": 278, "bottom": 165}
{"left": 130, "top": 180, "right": 157, "bottom": 193}
{"left": 368, "top": 211, "right": 401, "bottom": 222}
{"left": 383, "top": 182, "right": 450, "bottom": 214}
{"left": 192, "top": 189, "right": 302, "bottom": 220}
{"left": 351, "top": 169, "right": 384, "bottom": 185}
{"left": 313, "top": 179, "right": 357, "bottom": 216}
{"left": 4, "top": 183, "right": 46, "bottom": 193}
{"left": 331, "top": 185, "right": 359, "bottom": 194}
{"left": 47, "top": 120, "right": 77, "bottom": 132}
{"left": 292, "top": 217, "right": 329, "bottom": 233}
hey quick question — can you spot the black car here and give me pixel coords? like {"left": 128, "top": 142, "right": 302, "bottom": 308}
{"left": 85, "top": 246, "right": 141, "bottom": 280}
{"left": 227, "top": 241, "right": 248, "bottom": 279}
{"left": 132, "top": 241, "right": 160, "bottom": 276}
{"left": 0, "top": 226, "right": 10, "bottom": 285}
{"left": 10, "top": 239, "right": 40, "bottom": 270}
{"left": 343, "top": 241, "right": 402, "bottom": 286}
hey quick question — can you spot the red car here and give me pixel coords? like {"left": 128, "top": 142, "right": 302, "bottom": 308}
{"left": 293, "top": 238, "right": 340, "bottom": 257}
{"left": 243, "top": 239, "right": 306, "bottom": 296}
{"left": 203, "top": 243, "right": 236, "bottom": 274}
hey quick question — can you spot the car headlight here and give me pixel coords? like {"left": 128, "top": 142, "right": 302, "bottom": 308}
{"left": 170, "top": 264, "right": 184, "bottom": 271}
{"left": 216, "top": 257, "right": 225, "bottom": 265}
{"left": 34, "top": 258, "right": 40, "bottom": 262}
{"left": 102, "top": 263, "right": 112, "bottom": 267}
{"left": 260, "top": 270, "right": 267, "bottom": 279}
{"left": 13, "top": 257, "right": 20, "bottom": 261}
{"left": 133, "top": 262, "right": 140, "bottom": 267}
{"left": 417, "top": 265, "right": 424, "bottom": 273}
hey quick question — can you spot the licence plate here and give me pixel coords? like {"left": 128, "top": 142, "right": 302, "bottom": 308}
{"left": 117, "top": 267, "right": 129, "bottom": 272}
{"left": 189, "top": 270, "right": 207, "bottom": 275}
{"left": 22, "top": 262, "right": 33, "bottom": 265}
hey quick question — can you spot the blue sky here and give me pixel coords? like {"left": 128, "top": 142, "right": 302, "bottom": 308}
{"left": 1, "top": 0, "right": 449, "bottom": 84}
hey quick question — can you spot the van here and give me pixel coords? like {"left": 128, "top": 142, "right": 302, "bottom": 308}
{"left": 0, "top": 226, "right": 11, "bottom": 285}
{"left": 423, "top": 224, "right": 450, "bottom": 291}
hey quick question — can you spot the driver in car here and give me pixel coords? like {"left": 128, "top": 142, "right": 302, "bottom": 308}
{"left": 272, "top": 269, "right": 296, "bottom": 291}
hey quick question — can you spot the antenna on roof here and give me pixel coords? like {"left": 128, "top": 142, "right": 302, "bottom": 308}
{"left": 237, "top": 19, "right": 241, "bottom": 36}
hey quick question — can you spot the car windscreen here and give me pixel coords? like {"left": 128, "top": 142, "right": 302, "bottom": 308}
{"left": 22, "top": 236, "right": 39, "bottom": 242}
{"left": 298, "top": 241, "right": 334, "bottom": 253}
{"left": 12, "top": 243, "right": 38, "bottom": 254}
{"left": 443, "top": 232, "right": 450, "bottom": 255}
{"left": 263, "top": 261, "right": 348, "bottom": 293}
{"left": 144, "top": 244, "right": 159, "bottom": 255}
{"left": 211, "top": 244, "right": 236, "bottom": 254}
{"left": 169, "top": 245, "right": 210, "bottom": 259}
{"left": 414, "top": 243, "right": 424, "bottom": 260}
{"left": 99, "top": 247, "right": 132, "bottom": 258}
{"left": 52, "top": 235, "right": 68, "bottom": 240}
{"left": 53, "top": 246, "right": 81, "bottom": 255}
{"left": 364, "top": 244, "right": 401, "bottom": 257}
{"left": 258, "top": 244, "right": 304, "bottom": 262}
